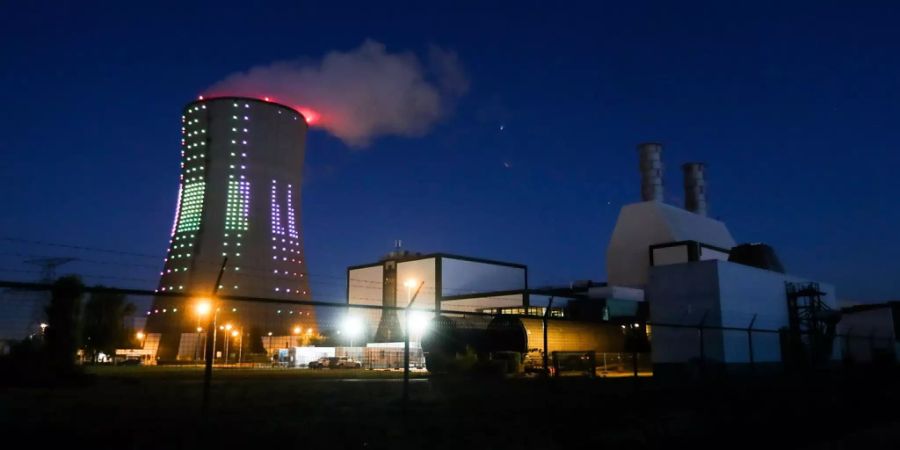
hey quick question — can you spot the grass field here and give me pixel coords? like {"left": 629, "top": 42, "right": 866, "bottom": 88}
{"left": 2, "top": 365, "right": 899, "bottom": 449}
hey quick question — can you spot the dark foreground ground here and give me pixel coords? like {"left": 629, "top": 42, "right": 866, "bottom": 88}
{"left": 1, "top": 365, "right": 898, "bottom": 449}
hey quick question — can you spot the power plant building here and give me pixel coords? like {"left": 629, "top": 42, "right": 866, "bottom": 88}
{"left": 146, "top": 97, "right": 316, "bottom": 361}
{"left": 347, "top": 252, "right": 528, "bottom": 343}
{"left": 606, "top": 143, "right": 841, "bottom": 371}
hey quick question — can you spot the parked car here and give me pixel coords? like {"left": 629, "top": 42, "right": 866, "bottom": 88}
{"left": 308, "top": 356, "right": 362, "bottom": 369}
{"left": 334, "top": 356, "right": 362, "bottom": 369}
{"left": 308, "top": 357, "right": 330, "bottom": 369}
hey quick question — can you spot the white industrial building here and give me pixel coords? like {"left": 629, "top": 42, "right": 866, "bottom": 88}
{"left": 605, "top": 143, "right": 841, "bottom": 370}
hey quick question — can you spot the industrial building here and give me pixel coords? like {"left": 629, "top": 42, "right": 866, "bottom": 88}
{"left": 611, "top": 143, "right": 841, "bottom": 371}
{"left": 839, "top": 302, "right": 899, "bottom": 363}
{"left": 146, "top": 97, "right": 316, "bottom": 361}
{"left": 410, "top": 142, "right": 867, "bottom": 375}
{"left": 346, "top": 251, "right": 528, "bottom": 347}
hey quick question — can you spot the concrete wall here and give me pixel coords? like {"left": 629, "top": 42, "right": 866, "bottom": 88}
{"left": 396, "top": 258, "right": 437, "bottom": 308}
{"left": 348, "top": 265, "right": 384, "bottom": 341}
{"left": 440, "top": 294, "right": 525, "bottom": 312}
{"left": 647, "top": 261, "right": 724, "bottom": 363}
{"left": 441, "top": 257, "right": 525, "bottom": 296}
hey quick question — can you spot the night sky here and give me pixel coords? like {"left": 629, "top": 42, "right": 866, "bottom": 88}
{"left": 1, "top": 1, "right": 898, "bottom": 305}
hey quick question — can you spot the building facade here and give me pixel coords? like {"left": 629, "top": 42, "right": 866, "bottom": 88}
{"left": 346, "top": 251, "right": 528, "bottom": 343}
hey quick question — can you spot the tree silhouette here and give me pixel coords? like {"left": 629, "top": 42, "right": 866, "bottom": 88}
{"left": 81, "top": 287, "right": 135, "bottom": 362}
{"left": 45, "top": 276, "right": 84, "bottom": 370}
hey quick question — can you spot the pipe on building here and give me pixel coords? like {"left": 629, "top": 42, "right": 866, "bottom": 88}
{"left": 682, "top": 162, "right": 707, "bottom": 216}
{"left": 638, "top": 142, "right": 664, "bottom": 202}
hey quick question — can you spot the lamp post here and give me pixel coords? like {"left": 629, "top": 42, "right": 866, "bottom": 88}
{"left": 196, "top": 327, "right": 204, "bottom": 361}
{"left": 201, "top": 256, "right": 228, "bottom": 417}
{"left": 341, "top": 317, "right": 362, "bottom": 348}
{"left": 232, "top": 329, "right": 241, "bottom": 366}
{"left": 224, "top": 323, "right": 233, "bottom": 365}
{"left": 196, "top": 299, "right": 216, "bottom": 363}
{"left": 403, "top": 281, "right": 425, "bottom": 412}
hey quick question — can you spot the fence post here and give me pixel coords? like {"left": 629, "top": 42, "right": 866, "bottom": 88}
{"left": 202, "top": 257, "right": 228, "bottom": 417}
{"left": 402, "top": 281, "right": 425, "bottom": 414}
{"left": 869, "top": 328, "right": 876, "bottom": 363}
{"left": 542, "top": 297, "right": 554, "bottom": 377}
{"left": 747, "top": 314, "right": 757, "bottom": 375}
{"left": 632, "top": 350, "right": 639, "bottom": 378}
{"left": 843, "top": 327, "right": 852, "bottom": 366}
{"left": 698, "top": 311, "right": 708, "bottom": 377}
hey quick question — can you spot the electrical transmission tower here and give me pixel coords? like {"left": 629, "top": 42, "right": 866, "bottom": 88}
{"left": 24, "top": 257, "right": 77, "bottom": 283}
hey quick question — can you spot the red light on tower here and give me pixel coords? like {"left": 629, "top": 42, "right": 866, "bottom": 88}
{"left": 198, "top": 95, "right": 204, "bottom": 100}
{"left": 264, "top": 97, "right": 270, "bottom": 102}
{"left": 296, "top": 107, "right": 319, "bottom": 125}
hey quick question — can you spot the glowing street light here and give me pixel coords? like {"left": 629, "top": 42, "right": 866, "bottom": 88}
{"left": 224, "top": 324, "right": 238, "bottom": 365}
{"left": 136, "top": 331, "right": 146, "bottom": 340}
{"left": 341, "top": 315, "right": 364, "bottom": 347}
{"left": 408, "top": 310, "right": 431, "bottom": 339}
{"left": 292, "top": 326, "right": 301, "bottom": 335}
{"left": 194, "top": 298, "right": 215, "bottom": 362}
{"left": 403, "top": 279, "right": 417, "bottom": 306}
{"left": 195, "top": 299, "right": 212, "bottom": 316}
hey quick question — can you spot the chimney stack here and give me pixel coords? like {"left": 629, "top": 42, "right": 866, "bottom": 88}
{"left": 682, "top": 162, "right": 707, "bottom": 216}
{"left": 638, "top": 142, "right": 664, "bottom": 202}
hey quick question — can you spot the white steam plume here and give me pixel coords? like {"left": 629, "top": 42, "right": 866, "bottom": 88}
{"left": 206, "top": 39, "right": 468, "bottom": 148}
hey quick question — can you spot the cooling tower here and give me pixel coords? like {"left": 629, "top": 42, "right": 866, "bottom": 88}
{"left": 146, "top": 97, "right": 316, "bottom": 361}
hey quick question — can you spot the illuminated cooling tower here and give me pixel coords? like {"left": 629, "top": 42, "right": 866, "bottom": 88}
{"left": 146, "top": 97, "right": 316, "bottom": 360}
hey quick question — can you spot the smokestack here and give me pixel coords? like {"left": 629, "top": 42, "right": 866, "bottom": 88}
{"left": 682, "top": 162, "right": 707, "bottom": 216}
{"left": 637, "top": 142, "right": 664, "bottom": 202}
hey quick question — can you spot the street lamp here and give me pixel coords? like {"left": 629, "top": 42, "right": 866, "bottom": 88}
{"left": 231, "top": 329, "right": 241, "bottom": 366}
{"left": 196, "top": 299, "right": 215, "bottom": 363}
{"left": 223, "top": 323, "right": 234, "bottom": 365}
{"left": 408, "top": 310, "right": 431, "bottom": 343}
{"left": 403, "top": 279, "right": 417, "bottom": 306}
{"left": 291, "top": 325, "right": 303, "bottom": 346}
{"left": 195, "top": 300, "right": 212, "bottom": 316}
{"left": 341, "top": 316, "right": 363, "bottom": 348}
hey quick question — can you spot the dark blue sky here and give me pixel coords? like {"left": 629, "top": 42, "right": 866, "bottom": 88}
{"left": 1, "top": 1, "right": 898, "bottom": 303}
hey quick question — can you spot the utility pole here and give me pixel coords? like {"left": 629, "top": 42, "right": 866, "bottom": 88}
{"left": 202, "top": 257, "right": 227, "bottom": 416}
{"left": 238, "top": 326, "right": 244, "bottom": 366}
{"left": 747, "top": 314, "right": 757, "bottom": 374}
{"left": 402, "top": 281, "right": 425, "bottom": 413}
{"left": 542, "top": 297, "right": 555, "bottom": 377}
